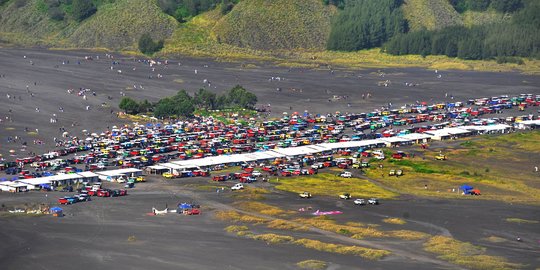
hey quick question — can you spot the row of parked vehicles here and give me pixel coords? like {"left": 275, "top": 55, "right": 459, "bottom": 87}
{"left": 58, "top": 183, "right": 127, "bottom": 205}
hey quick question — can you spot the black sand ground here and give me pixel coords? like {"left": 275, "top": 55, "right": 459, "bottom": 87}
{"left": 1, "top": 48, "right": 539, "bottom": 270}
{"left": 0, "top": 176, "right": 539, "bottom": 270}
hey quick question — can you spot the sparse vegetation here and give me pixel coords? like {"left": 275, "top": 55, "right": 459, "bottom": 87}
{"left": 224, "top": 225, "right": 249, "bottom": 233}
{"left": 296, "top": 260, "right": 328, "bottom": 270}
{"left": 214, "top": 210, "right": 268, "bottom": 224}
{"left": 252, "top": 233, "right": 294, "bottom": 244}
{"left": 293, "top": 238, "right": 390, "bottom": 260}
{"left": 505, "top": 218, "right": 539, "bottom": 224}
{"left": 424, "top": 236, "right": 521, "bottom": 270}
{"left": 382, "top": 217, "right": 407, "bottom": 225}
{"left": 233, "top": 201, "right": 294, "bottom": 217}
{"left": 270, "top": 173, "right": 397, "bottom": 199}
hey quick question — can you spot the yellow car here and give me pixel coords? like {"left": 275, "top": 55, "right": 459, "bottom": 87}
{"left": 435, "top": 154, "right": 447, "bottom": 160}
{"left": 136, "top": 176, "right": 146, "bottom": 182}
{"left": 162, "top": 172, "right": 174, "bottom": 179}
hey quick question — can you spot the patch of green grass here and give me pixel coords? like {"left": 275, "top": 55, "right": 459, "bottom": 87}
{"left": 505, "top": 218, "right": 538, "bottom": 224}
{"left": 271, "top": 173, "right": 397, "bottom": 199}
{"left": 389, "top": 159, "right": 443, "bottom": 174}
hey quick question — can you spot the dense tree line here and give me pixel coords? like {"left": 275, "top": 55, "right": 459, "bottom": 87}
{"left": 384, "top": 1, "right": 539, "bottom": 60}
{"left": 327, "top": 0, "right": 408, "bottom": 51}
{"left": 449, "top": 0, "right": 523, "bottom": 13}
{"left": 119, "top": 85, "right": 257, "bottom": 118}
{"left": 157, "top": 0, "right": 225, "bottom": 22}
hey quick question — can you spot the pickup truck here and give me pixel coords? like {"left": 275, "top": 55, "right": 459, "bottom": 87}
{"left": 299, "top": 192, "right": 312, "bottom": 198}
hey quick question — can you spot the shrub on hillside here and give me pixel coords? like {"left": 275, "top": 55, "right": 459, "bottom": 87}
{"left": 72, "top": 0, "right": 97, "bottom": 21}
{"left": 138, "top": 33, "right": 164, "bottom": 55}
{"left": 14, "top": 0, "right": 28, "bottom": 8}
{"left": 0, "top": 0, "right": 10, "bottom": 6}
{"left": 48, "top": 6, "right": 65, "bottom": 20}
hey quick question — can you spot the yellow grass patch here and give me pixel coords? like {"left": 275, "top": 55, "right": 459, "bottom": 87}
{"left": 383, "top": 218, "right": 406, "bottom": 225}
{"left": 505, "top": 218, "right": 539, "bottom": 224}
{"left": 296, "top": 260, "right": 327, "bottom": 270}
{"left": 252, "top": 233, "right": 294, "bottom": 244}
{"left": 173, "top": 79, "right": 184, "bottom": 84}
{"left": 387, "top": 230, "right": 429, "bottom": 240}
{"left": 231, "top": 187, "right": 270, "bottom": 200}
{"left": 293, "top": 238, "right": 390, "bottom": 260}
{"left": 271, "top": 173, "right": 397, "bottom": 199}
{"left": 233, "top": 201, "right": 294, "bottom": 217}
{"left": 224, "top": 225, "right": 249, "bottom": 233}
{"left": 424, "top": 236, "right": 521, "bottom": 270}
{"left": 214, "top": 210, "right": 268, "bottom": 224}
{"left": 483, "top": 236, "right": 507, "bottom": 243}
{"left": 267, "top": 219, "right": 309, "bottom": 231}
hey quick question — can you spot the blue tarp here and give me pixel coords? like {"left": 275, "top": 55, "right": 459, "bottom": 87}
{"left": 460, "top": 185, "right": 473, "bottom": 191}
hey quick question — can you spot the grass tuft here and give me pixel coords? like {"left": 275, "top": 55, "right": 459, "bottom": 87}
{"left": 382, "top": 217, "right": 406, "bottom": 225}
{"left": 296, "top": 260, "right": 327, "bottom": 270}
{"left": 505, "top": 218, "right": 538, "bottom": 224}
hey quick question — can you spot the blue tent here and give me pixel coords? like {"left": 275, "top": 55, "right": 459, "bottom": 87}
{"left": 50, "top": 207, "right": 63, "bottom": 212}
{"left": 460, "top": 185, "right": 473, "bottom": 192}
{"left": 178, "top": 203, "right": 192, "bottom": 209}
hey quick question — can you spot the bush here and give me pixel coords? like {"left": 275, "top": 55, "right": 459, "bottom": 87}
{"left": 48, "top": 6, "right": 65, "bottom": 21}
{"left": 14, "top": 0, "right": 28, "bottom": 8}
{"left": 138, "top": 33, "right": 164, "bottom": 55}
{"left": 72, "top": 0, "right": 96, "bottom": 21}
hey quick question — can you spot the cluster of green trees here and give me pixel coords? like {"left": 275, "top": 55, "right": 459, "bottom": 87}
{"left": 31, "top": 0, "right": 109, "bottom": 22}
{"left": 138, "top": 33, "right": 164, "bottom": 55}
{"left": 322, "top": 0, "right": 345, "bottom": 9}
{"left": 119, "top": 85, "right": 258, "bottom": 118}
{"left": 327, "top": 0, "right": 408, "bottom": 51}
{"left": 384, "top": 1, "right": 539, "bottom": 60}
{"left": 157, "top": 0, "right": 225, "bottom": 22}
{"left": 449, "top": 0, "right": 523, "bottom": 13}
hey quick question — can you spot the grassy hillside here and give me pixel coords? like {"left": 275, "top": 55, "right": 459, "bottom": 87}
{"left": 0, "top": 0, "right": 177, "bottom": 49}
{"left": 403, "top": 0, "right": 463, "bottom": 31}
{"left": 68, "top": 0, "right": 177, "bottom": 49}
{"left": 213, "top": 0, "right": 336, "bottom": 50}
{"left": 0, "top": 0, "right": 71, "bottom": 45}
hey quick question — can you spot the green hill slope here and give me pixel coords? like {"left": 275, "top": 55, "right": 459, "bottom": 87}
{"left": 68, "top": 0, "right": 177, "bottom": 49}
{"left": 0, "top": 0, "right": 70, "bottom": 45}
{"left": 403, "top": 0, "right": 463, "bottom": 31}
{"left": 213, "top": 0, "right": 336, "bottom": 50}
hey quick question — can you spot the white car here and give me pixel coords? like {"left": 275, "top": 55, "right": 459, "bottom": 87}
{"left": 252, "top": 171, "right": 262, "bottom": 177}
{"left": 354, "top": 199, "right": 366, "bottom": 205}
{"left": 231, "top": 183, "right": 244, "bottom": 190}
{"left": 368, "top": 198, "right": 379, "bottom": 205}
{"left": 339, "top": 171, "right": 352, "bottom": 178}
